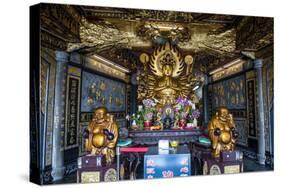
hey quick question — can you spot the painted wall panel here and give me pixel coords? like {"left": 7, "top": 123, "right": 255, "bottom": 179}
{"left": 81, "top": 71, "right": 126, "bottom": 112}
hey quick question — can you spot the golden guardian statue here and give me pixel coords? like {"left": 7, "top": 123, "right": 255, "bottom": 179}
{"left": 208, "top": 107, "right": 239, "bottom": 158}
{"left": 84, "top": 107, "right": 119, "bottom": 165}
{"left": 138, "top": 42, "right": 199, "bottom": 106}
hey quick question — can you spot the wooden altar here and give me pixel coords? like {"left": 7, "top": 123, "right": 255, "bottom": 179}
{"left": 128, "top": 129, "right": 202, "bottom": 145}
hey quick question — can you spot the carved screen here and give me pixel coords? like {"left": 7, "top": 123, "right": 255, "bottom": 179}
{"left": 81, "top": 71, "right": 126, "bottom": 112}
{"left": 211, "top": 75, "right": 246, "bottom": 110}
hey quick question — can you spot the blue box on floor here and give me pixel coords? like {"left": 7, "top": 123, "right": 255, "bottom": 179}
{"left": 144, "top": 146, "right": 191, "bottom": 179}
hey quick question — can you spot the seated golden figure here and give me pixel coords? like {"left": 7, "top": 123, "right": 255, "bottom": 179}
{"left": 138, "top": 43, "right": 199, "bottom": 107}
{"left": 154, "top": 63, "right": 181, "bottom": 106}
{"left": 84, "top": 107, "right": 119, "bottom": 165}
{"left": 208, "top": 107, "right": 238, "bottom": 158}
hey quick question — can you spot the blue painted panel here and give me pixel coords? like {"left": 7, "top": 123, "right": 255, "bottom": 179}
{"left": 81, "top": 71, "right": 126, "bottom": 112}
{"left": 212, "top": 75, "right": 246, "bottom": 109}
{"left": 144, "top": 153, "right": 191, "bottom": 179}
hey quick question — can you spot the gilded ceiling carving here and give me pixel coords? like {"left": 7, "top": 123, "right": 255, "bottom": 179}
{"left": 79, "top": 6, "right": 194, "bottom": 23}
{"left": 178, "top": 27, "right": 236, "bottom": 55}
{"left": 40, "top": 4, "right": 81, "bottom": 43}
{"left": 40, "top": 4, "right": 273, "bottom": 73}
{"left": 236, "top": 17, "right": 273, "bottom": 50}
{"left": 137, "top": 22, "right": 190, "bottom": 43}
{"left": 67, "top": 18, "right": 147, "bottom": 53}
{"left": 41, "top": 30, "right": 68, "bottom": 50}
{"left": 68, "top": 17, "right": 236, "bottom": 58}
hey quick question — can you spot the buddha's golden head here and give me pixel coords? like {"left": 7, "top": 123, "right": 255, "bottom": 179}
{"left": 217, "top": 107, "right": 229, "bottom": 122}
{"left": 94, "top": 107, "right": 108, "bottom": 122}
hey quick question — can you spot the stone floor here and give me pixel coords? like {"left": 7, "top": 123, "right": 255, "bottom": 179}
{"left": 243, "top": 157, "right": 273, "bottom": 172}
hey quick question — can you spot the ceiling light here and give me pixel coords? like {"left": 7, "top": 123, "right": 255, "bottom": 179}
{"left": 223, "top": 59, "right": 241, "bottom": 68}
{"left": 193, "top": 85, "right": 200, "bottom": 91}
{"left": 209, "top": 58, "right": 243, "bottom": 75}
{"left": 209, "top": 67, "right": 223, "bottom": 75}
{"left": 92, "top": 54, "right": 130, "bottom": 73}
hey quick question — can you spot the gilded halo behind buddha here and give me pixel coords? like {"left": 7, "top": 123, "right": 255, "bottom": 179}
{"left": 138, "top": 42, "right": 200, "bottom": 106}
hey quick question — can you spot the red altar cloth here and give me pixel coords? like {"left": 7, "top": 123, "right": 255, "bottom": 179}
{"left": 120, "top": 147, "right": 149, "bottom": 153}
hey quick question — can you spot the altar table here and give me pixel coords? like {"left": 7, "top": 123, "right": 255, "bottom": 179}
{"left": 143, "top": 146, "right": 191, "bottom": 179}
{"left": 129, "top": 129, "right": 202, "bottom": 145}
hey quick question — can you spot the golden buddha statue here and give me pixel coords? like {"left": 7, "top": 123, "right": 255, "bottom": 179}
{"left": 208, "top": 107, "right": 238, "bottom": 158}
{"left": 154, "top": 63, "right": 181, "bottom": 105}
{"left": 84, "top": 107, "right": 119, "bottom": 165}
{"left": 138, "top": 42, "right": 199, "bottom": 106}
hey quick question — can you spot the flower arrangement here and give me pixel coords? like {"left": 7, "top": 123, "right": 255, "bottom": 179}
{"left": 180, "top": 111, "right": 188, "bottom": 119}
{"left": 136, "top": 106, "right": 145, "bottom": 129}
{"left": 175, "top": 97, "right": 193, "bottom": 107}
{"left": 126, "top": 105, "right": 145, "bottom": 130}
{"left": 142, "top": 99, "right": 157, "bottom": 130}
{"left": 187, "top": 109, "right": 200, "bottom": 123}
{"left": 175, "top": 97, "right": 192, "bottom": 116}
{"left": 127, "top": 97, "right": 200, "bottom": 130}
{"left": 142, "top": 99, "right": 156, "bottom": 120}
{"left": 143, "top": 99, "right": 156, "bottom": 108}
{"left": 192, "top": 109, "right": 200, "bottom": 119}
{"left": 144, "top": 112, "right": 153, "bottom": 121}
{"left": 175, "top": 97, "right": 200, "bottom": 128}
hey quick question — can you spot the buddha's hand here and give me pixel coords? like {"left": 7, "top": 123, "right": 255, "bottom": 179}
{"left": 214, "top": 128, "right": 221, "bottom": 136}
{"left": 103, "top": 129, "right": 115, "bottom": 140}
{"left": 83, "top": 128, "right": 89, "bottom": 139}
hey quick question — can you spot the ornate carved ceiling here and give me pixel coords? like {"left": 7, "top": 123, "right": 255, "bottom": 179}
{"left": 69, "top": 6, "right": 240, "bottom": 54}
{"left": 40, "top": 4, "right": 81, "bottom": 50}
{"left": 40, "top": 4, "right": 273, "bottom": 73}
{"left": 236, "top": 17, "right": 273, "bottom": 51}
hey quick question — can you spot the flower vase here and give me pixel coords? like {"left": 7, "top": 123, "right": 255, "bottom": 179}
{"left": 132, "top": 119, "right": 137, "bottom": 126}
{"left": 193, "top": 118, "right": 198, "bottom": 127}
{"left": 131, "top": 119, "right": 138, "bottom": 130}
{"left": 186, "top": 122, "right": 194, "bottom": 129}
{"left": 144, "top": 120, "right": 152, "bottom": 130}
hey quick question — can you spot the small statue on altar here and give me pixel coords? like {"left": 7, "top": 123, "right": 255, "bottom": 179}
{"left": 172, "top": 113, "right": 180, "bottom": 129}
{"left": 163, "top": 107, "right": 173, "bottom": 129}
{"left": 208, "top": 107, "right": 239, "bottom": 158}
{"left": 84, "top": 107, "right": 119, "bottom": 165}
{"left": 154, "top": 109, "right": 164, "bottom": 129}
